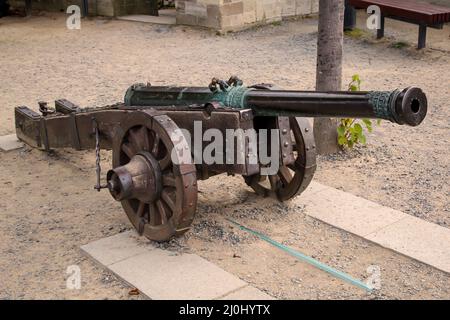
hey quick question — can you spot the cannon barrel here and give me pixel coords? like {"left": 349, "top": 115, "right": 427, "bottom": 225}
{"left": 124, "top": 84, "right": 427, "bottom": 127}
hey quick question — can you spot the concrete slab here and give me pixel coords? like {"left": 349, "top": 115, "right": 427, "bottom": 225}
{"left": 108, "top": 249, "right": 247, "bottom": 300}
{"left": 219, "top": 286, "right": 275, "bottom": 300}
{"left": 81, "top": 231, "right": 150, "bottom": 266}
{"left": 366, "top": 216, "right": 450, "bottom": 273}
{"left": 299, "top": 182, "right": 407, "bottom": 237}
{"left": 118, "top": 15, "right": 176, "bottom": 25}
{"left": 81, "top": 231, "right": 270, "bottom": 300}
{"left": 0, "top": 134, "right": 24, "bottom": 152}
{"left": 297, "top": 182, "right": 450, "bottom": 274}
{"left": 299, "top": 180, "right": 330, "bottom": 197}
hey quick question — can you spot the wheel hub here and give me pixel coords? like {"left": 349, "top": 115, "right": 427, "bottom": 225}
{"left": 107, "top": 151, "right": 162, "bottom": 203}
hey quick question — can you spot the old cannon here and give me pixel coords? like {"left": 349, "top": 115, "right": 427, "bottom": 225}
{"left": 14, "top": 77, "right": 427, "bottom": 241}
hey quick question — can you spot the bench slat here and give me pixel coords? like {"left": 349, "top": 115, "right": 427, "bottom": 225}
{"left": 349, "top": 0, "right": 450, "bottom": 25}
{"left": 351, "top": 0, "right": 450, "bottom": 13}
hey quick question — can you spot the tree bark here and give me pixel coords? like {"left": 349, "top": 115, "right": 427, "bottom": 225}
{"left": 314, "top": 0, "right": 345, "bottom": 155}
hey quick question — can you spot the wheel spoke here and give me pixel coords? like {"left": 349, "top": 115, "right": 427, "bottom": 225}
{"left": 137, "top": 201, "right": 146, "bottom": 218}
{"left": 128, "top": 127, "right": 150, "bottom": 152}
{"left": 148, "top": 202, "right": 157, "bottom": 225}
{"left": 269, "top": 175, "right": 279, "bottom": 191}
{"left": 278, "top": 167, "right": 292, "bottom": 186}
{"left": 156, "top": 200, "right": 168, "bottom": 224}
{"left": 162, "top": 174, "right": 176, "bottom": 187}
{"left": 287, "top": 163, "right": 298, "bottom": 171}
{"left": 159, "top": 153, "right": 171, "bottom": 171}
{"left": 152, "top": 133, "right": 160, "bottom": 155}
{"left": 128, "top": 128, "right": 141, "bottom": 151}
{"left": 161, "top": 190, "right": 176, "bottom": 212}
{"left": 122, "top": 143, "right": 135, "bottom": 158}
{"left": 139, "top": 126, "right": 150, "bottom": 152}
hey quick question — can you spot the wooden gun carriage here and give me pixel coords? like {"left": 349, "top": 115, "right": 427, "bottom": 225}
{"left": 14, "top": 77, "right": 427, "bottom": 241}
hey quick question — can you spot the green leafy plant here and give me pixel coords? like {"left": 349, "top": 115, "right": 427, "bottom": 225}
{"left": 337, "top": 75, "right": 380, "bottom": 149}
{"left": 391, "top": 41, "right": 409, "bottom": 49}
{"left": 344, "top": 28, "right": 366, "bottom": 39}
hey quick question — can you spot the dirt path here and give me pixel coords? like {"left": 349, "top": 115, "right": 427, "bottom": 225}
{"left": 0, "top": 148, "right": 449, "bottom": 299}
{"left": 0, "top": 13, "right": 449, "bottom": 299}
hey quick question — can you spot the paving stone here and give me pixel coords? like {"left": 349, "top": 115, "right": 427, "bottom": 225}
{"left": 296, "top": 182, "right": 450, "bottom": 274}
{"left": 297, "top": 182, "right": 408, "bottom": 237}
{"left": 301, "top": 181, "right": 330, "bottom": 196}
{"left": 118, "top": 15, "right": 176, "bottom": 25}
{"left": 81, "top": 231, "right": 150, "bottom": 266}
{"left": 219, "top": 286, "right": 275, "bottom": 300}
{"left": 366, "top": 216, "right": 450, "bottom": 273}
{"left": 108, "top": 249, "right": 247, "bottom": 300}
{"left": 82, "top": 231, "right": 258, "bottom": 300}
{"left": 0, "top": 134, "right": 24, "bottom": 152}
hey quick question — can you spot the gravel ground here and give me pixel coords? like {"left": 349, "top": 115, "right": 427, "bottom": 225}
{"left": 0, "top": 13, "right": 449, "bottom": 299}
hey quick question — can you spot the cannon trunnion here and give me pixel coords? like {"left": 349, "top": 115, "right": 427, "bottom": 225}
{"left": 14, "top": 78, "right": 427, "bottom": 241}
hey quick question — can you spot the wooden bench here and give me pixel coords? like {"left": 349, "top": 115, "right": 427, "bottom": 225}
{"left": 348, "top": 0, "right": 450, "bottom": 49}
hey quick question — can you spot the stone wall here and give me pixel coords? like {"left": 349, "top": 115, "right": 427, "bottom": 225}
{"left": 8, "top": 0, "right": 156, "bottom": 16}
{"left": 176, "top": 0, "right": 221, "bottom": 29}
{"left": 8, "top": 0, "right": 318, "bottom": 30}
{"left": 176, "top": 0, "right": 319, "bottom": 32}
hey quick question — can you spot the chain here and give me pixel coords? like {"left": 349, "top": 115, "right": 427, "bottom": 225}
{"left": 93, "top": 118, "right": 108, "bottom": 192}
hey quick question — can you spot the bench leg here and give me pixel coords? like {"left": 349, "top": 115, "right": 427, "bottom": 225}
{"left": 418, "top": 24, "right": 427, "bottom": 49}
{"left": 82, "top": 0, "right": 89, "bottom": 17}
{"left": 25, "top": 0, "right": 32, "bottom": 16}
{"left": 377, "top": 14, "right": 385, "bottom": 39}
{"left": 344, "top": 1, "right": 356, "bottom": 30}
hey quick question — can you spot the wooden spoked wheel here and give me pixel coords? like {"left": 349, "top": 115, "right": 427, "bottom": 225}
{"left": 108, "top": 111, "right": 197, "bottom": 241}
{"left": 244, "top": 117, "right": 317, "bottom": 202}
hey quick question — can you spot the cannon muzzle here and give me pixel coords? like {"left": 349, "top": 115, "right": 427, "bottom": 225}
{"left": 392, "top": 87, "right": 427, "bottom": 126}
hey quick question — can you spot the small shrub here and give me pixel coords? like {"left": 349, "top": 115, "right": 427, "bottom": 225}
{"left": 337, "top": 75, "right": 381, "bottom": 149}
{"left": 344, "top": 28, "right": 366, "bottom": 38}
{"left": 391, "top": 41, "right": 409, "bottom": 49}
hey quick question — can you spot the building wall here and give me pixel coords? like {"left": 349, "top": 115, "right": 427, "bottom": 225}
{"left": 8, "top": 0, "right": 318, "bottom": 30}
{"left": 176, "top": 0, "right": 319, "bottom": 32}
{"left": 8, "top": 0, "right": 156, "bottom": 16}
{"left": 176, "top": 0, "right": 222, "bottom": 29}
{"left": 9, "top": 0, "right": 81, "bottom": 12}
